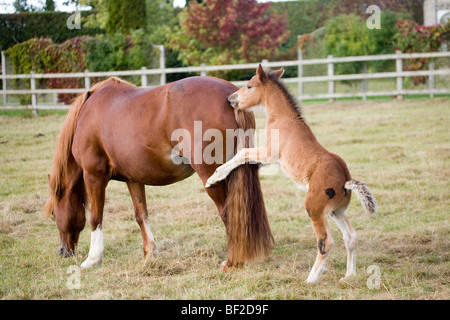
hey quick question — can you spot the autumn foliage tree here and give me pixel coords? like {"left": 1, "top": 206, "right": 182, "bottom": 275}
{"left": 167, "top": 0, "right": 290, "bottom": 68}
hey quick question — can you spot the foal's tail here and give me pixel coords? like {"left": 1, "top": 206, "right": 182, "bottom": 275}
{"left": 222, "top": 110, "right": 275, "bottom": 266}
{"left": 345, "top": 179, "right": 377, "bottom": 215}
{"left": 43, "top": 77, "right": 123, "bottom": 218}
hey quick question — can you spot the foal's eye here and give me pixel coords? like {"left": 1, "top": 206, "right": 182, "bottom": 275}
{"left": 247, "top": 85, "right": 252, "bottom": 89}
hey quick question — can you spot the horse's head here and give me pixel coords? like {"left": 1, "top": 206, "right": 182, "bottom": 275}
{"left": 44, "top": 172, "right": 86, "bottom": 257}
{"left": 228, "top": 64, "right": 284, "bottom": 110}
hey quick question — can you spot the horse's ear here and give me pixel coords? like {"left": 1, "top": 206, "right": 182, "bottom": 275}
{"left": 257, "top": 64, "right": 267, "bottom": 83}
{"left": 271, "top": 67, "right": 285, "bottom": 80}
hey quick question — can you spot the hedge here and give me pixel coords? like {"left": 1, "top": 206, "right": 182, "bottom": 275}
{"left": 5, "top": 31, "right": 157, "bottom": 104}
{"left": 0, "top": 11, "right": 104, "bottom": 51}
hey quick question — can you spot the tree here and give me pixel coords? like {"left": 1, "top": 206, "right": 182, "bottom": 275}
{"left": 394, "top": 18, "right": 450, "bottom": 85}
{"left": 324, "top": 13, "right": 375, "bottom": 90}
{"left": 13, "top": 0, "right": 30, "bottom": 12}
{"left": 106, "top": 0, "right": 146, "bottom": 34}
{"left": 167, "top": 0, "right": 290, "bottom": 68}
{"left": 330, "top": 0, "right": 423, "bottom": 24}
{"left": 145, "top": 0, "right": 178, "bottom": 44}
{"left": 325, "top": 14, "right": 374, "bottom": 74}
{"left": 44, "top": 0, "right": 55, "bottom": 11}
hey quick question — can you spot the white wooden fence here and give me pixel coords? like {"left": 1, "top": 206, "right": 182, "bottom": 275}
{"left": 1, "top": 49, "right": 449, "bottom": 112}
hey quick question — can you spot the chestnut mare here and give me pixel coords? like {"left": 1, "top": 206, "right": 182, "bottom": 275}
{"left": 44, "top": 76, "right": 274, "bottom": 271}
{"left": 207, "top": 65, "right": 377, "bottom": 283}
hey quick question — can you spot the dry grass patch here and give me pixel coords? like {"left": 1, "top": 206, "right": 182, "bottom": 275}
{"left": 0, "top": 98, "right": 449, "bottom": 299}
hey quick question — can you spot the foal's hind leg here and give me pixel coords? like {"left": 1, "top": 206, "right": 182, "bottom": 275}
{"left": 81, "top": 170, "right": 108, "bottom": 269}
{"left": 126, "top": 181, "right": 158, "bottom": 258}
{"left": 331, "top": 208, "right": 358, "bottom": 280}
{"left": 305, "top": 214, "right": 334, "bottom": 284}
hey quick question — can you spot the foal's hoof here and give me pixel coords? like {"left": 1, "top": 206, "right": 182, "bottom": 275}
{"left": 143, "top": 247, "right": 159, "bottom": 260}
{"left": 205, "top": 179, "right": 218, "bottom": 188}
{"left": 206, "top": 170, "right": 224, "bottom": 188}
{"left": 339, "top": 274, "right": 357, "bottom": 282}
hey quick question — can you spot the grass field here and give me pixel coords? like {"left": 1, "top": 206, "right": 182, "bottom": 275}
{"left": 0, "top": 98, "right": 449, "bottom": 300}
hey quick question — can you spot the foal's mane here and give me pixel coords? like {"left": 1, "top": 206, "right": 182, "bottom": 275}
{"left": 267, "top": 72, "right": 303, "bottom": 120}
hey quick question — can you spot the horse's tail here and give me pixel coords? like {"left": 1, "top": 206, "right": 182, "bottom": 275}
{"left": 43, "top": 77, "right": 121, "bottom": 218}
{"left": 222, "top": 109, "right": 275, "bottom": 266}
{"left": 345, "top": 179, "right": 377, "bottom": 215}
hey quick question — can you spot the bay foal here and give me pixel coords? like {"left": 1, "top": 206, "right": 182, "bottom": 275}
{"left": 206, "top": 65, "right": 377, "bottom": 283}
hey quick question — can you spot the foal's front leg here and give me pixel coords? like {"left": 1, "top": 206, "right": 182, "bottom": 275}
{"left": 205, "top": 147, "right": 269, "bottom": 188}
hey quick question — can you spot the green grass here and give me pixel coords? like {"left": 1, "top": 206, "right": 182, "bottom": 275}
{"left": 0, "top": 98, "right": 449, "bottom": 299}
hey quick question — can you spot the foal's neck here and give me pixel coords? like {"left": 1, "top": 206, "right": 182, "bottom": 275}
{"left": 263, "top": 83, "right": 303, "bottom": 124}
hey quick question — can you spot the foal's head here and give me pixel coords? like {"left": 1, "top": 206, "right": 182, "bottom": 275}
{"left": 228, "top": 64, "right": 284, "bottom": 110}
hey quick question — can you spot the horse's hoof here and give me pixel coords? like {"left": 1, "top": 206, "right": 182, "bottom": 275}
{"left": 81, "top": 257, "right": 103, "bottom": 269}
{"left": 220, "top": 260, "right": 231, "bottom": 272}
{"left": 219, "top": 260, "right": 243, "bottom": 272}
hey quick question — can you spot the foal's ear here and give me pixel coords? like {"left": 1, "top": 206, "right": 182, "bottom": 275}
{"left": 271, "top": 67, "right": 285, "bottom": 80}
{"left": 256, "top": 64, "right": 268, "bottom": 83}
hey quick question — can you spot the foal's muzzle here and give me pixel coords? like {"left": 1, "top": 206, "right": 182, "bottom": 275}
{"left": 228, "top": 93, "right": 238, "bottom": 108}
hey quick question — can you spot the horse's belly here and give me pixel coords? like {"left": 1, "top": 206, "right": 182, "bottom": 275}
{"left": 111, "top": 149, "right": 194, "bottom": 186}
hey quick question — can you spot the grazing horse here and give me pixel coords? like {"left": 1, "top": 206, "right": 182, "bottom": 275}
{"left": 206, "top": 65, "right": 377, "bottom": 283}
{"left": 43, "top": 76, "right": 274, "bottom": 271}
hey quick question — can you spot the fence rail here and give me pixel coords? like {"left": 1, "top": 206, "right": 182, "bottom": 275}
{"left": 1, "top": 49, "right": 449, "bottom": 111}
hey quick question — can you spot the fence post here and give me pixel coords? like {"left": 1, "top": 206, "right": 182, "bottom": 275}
{"left": 30, "top": 71, "right": 37, "bottom": 115}
{"left": 297, "top": 42, "right": 303, "bottom": 104}
{"left": 395, "top": 50, "right": 403, "bottom": 100}
{"left": 84, "top": 70, "right": 91, "bottom": 90}
{"left": 200, "top": 63, "right": 207, "bottom": 76}
{"left": 1, "top": 51, "right": 6, "bottom": 107}
{"left": 141, "top": 67, "right": 148, "bottom": 87}
{"left": 362, "top": 62, "right": 368, "bottom": 101}
{"left": 327, "top": 55, "right": 335, "bottom": 102}
{"left": 159, "top": 45, "right": 166, "bottom": 85}
{"left": 429, "top": 60, "right": 435, "bottom": 98}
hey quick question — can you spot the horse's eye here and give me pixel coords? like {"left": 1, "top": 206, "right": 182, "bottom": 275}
{"left": 247, "top": 85, "right": 252, "bottom": 89}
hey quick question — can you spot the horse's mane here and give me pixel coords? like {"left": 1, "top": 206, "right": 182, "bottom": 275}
{"left": 267, "top": 72, "right": 303, "bottom": 120}
{"left": 43, "top": 77, "right": 129, "bottom": 218}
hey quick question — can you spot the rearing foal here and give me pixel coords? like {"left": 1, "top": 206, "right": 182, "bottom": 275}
{"left": 207, "top": 65, "right": 377, "bottom": 283}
